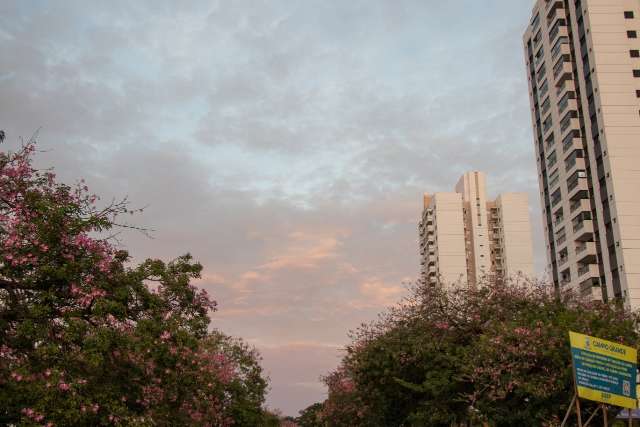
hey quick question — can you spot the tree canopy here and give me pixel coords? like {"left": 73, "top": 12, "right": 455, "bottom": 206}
{"left": 317, "top": 279, "right": 640, "bottom": 426}
{"left": 0, "top": 138, "right": 271, "bottom": 425}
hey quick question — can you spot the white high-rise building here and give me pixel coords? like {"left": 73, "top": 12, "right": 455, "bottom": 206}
{"left": 523, "top": 0, "right": 640, "bottom": 308}
{"left": 418, "top": 172, "right": 534, "bottom": 288}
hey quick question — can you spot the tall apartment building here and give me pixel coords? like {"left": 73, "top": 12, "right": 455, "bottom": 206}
{"left": 418, "top": 172, "right": 534, "bottom": 288}
{"left": 523, "top": 0, "right": 640, "bottom": 308}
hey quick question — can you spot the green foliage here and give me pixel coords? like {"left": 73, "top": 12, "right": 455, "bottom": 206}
{"left": 0, "top": 140, "right": 273, "bottom": 425}
{"left": 296, "top": 402, "right": 324, "bottom": 427}
{"left": 321, "top": 279, "right": 640, "bottom": 426}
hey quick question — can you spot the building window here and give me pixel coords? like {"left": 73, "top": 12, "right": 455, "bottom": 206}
{"left": 625, "top": 11, "right": 635, "bottom": 19}
{"left": 636, "top": 90, "right": 640, "bottom": 97}
{"left": 631, "top": 50, "right": 640, "bottom": 58}
{"left": 628, "top": 30, "right": 638, "bottom": 38}
{"left": 634, "top": 69, "right": 640, "bottom": 77}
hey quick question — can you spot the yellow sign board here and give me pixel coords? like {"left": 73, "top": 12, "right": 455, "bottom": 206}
{"left": 569, "top": 331, "right": 638, "bottom": 409}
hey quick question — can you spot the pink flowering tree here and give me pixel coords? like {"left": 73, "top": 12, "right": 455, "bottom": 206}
{"left": 0, "top": 138, "right": 269, "bottom": 425}
{"left": 319, "top": 368, "right": 367, "bottom": 426}
{"left": 319, "top": 279, "right": 640, "bottom": 426}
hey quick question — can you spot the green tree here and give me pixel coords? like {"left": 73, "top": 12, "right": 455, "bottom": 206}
{"left": 296, "top": 402, "right": 324, "bottom": 427}
{"left": 321, "top": 280, "right": 640, "bottom": 426}
{"left": 0, "top": 137, "right": 271, "bottom": 425}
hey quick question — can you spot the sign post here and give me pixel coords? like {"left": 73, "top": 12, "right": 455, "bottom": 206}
{"left": 567, "top": 331, "right": 638, "bottom": 426}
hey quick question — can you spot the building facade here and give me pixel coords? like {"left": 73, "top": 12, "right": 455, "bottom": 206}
{"left": 418, "top": 172, "right": 534, "bottom": 288}
{"left": 523, "top": 0, "right": 640, "bottom": 308}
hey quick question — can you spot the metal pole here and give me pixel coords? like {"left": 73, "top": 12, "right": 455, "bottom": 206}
{"left": 575, "top": 396, "right": 583, "bottom": 427}
{"left": 583, "top": 405, "right": 600, "bottom": 427}
{"left": 602, "top": 404, "right": 607, "bottom": 427}
{"left": 561, "top": 394, "right": 577, "bottom": 427}
{"left": 629, "top": 408, "right": 632, "bottom": 427}
{"left": 570, "top": 346, "right": 583, "bottom": 427}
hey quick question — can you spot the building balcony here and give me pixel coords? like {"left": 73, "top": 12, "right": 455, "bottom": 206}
{"left": 562, "top": 135, "right": 582, "bottom": 154}
{"left": 554, "top": 61, "right": 572, "bottom": 86}
{"left": 576, "top": 241, "right": 597, "bottom": 264}
{"left": 547, "top": 7, "right": 566, "bottom": 27}
{"left": 546, "top": 0, "right": 563, "bottom": 15}
{"left": 552, "top": 57, "right": 567, "bottom": 78}
{"left": 570, "top": 198, "right": 590, "bottom": 215}
{"left": 579, "top": 277, "right": 602, "bottom": 300}
{"left": 577, "top": 263, "right": 599, "bottom": 280}
{"left": 560, "top": 117, "right": 580, "bottom": 139}
{"left": 558, "top": 98, "right": 577, "bottom": 116}
{"left": 553, "top": 215, "right": 565, "bottom": 226}
{"left": 556, "top": 234, "right": 567, "bottom": 247}
{"left": 549, "top": 24, "right": 568, "bottom": 46}
{"left": 556, "top": 79, "right": 576, "bottom": 98}
{"left": 568, "top": 177, "right": 588, "bottom": 201}
{"left": 533, "top": 55, "right": 544, "bottom": 76}
{"left": 552, "top": 42, "right": 571, "bottom": 62}
{"left": 565, "top": 156, "right": 585, "bottom": 177}
{"left": 573, "top": 219, "right": 594, "bottom": 241}
{"left": 539, "top": 80, "right": 550, "bottom": 99}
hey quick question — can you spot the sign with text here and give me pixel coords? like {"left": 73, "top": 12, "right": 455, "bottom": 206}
{"left": 569, "top": 331, "right": 637, "bottom": 409}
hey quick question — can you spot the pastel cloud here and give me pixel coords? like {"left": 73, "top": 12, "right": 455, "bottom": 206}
{"left": 259, "top": 230, "right": 345, "bottom": 271}
{"left": 354, "top": 279, "right": 407, "bottom": 309}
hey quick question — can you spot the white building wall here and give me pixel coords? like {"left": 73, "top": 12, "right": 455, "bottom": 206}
{"left": 497, "top": 193, "right": 535, "bottom": 279}
{"left": 432, "top": 193, "right": 467, "bottom": 287}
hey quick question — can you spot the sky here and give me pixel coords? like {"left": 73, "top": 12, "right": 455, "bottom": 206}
{"left": 1, "top": 0, "right": 541, "bottom": 416}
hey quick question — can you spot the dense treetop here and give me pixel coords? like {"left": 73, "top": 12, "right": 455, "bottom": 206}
{"left": 0, "top": 137, "right": 272, "bottom": 426}
{"left": 310, "top": 279, "right": 640, "bottom": 426}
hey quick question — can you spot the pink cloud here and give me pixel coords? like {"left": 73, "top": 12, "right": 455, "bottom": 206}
{"left": 347, "top": 278, "right": 407, "bottom": 309}
{"left": 259, "top": 230, "right": 346, "bottom": 271}
{"left": 215, "top": 304, "right": 291, "bottom": 318}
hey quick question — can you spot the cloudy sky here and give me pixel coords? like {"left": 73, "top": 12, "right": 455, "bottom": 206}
{"left": 1, "top": 0, "right": 541, "bottom": 416}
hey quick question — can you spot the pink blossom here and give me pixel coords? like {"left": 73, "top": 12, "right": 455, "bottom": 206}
{"left": 434, "top": 321, "right": 450, "bottom": 330}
